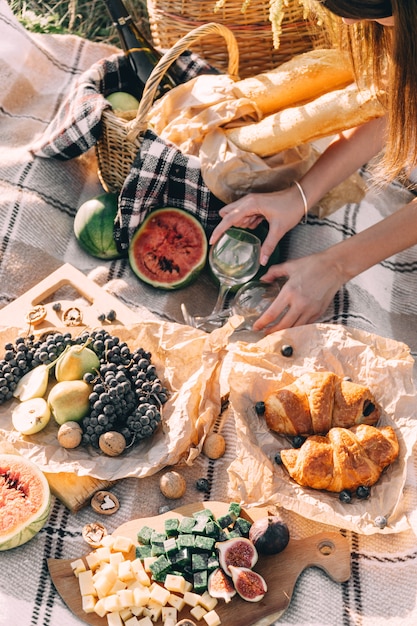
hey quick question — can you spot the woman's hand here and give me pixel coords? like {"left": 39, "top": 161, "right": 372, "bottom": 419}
{"left": 253, "top": 250, "right": 346, "bottom": 334}
{"left": 209, "top": 186, "right": 306, "bottom": 266}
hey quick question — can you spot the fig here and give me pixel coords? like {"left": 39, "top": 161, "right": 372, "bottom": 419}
{"left": 228, "top": 565, "right": 267, "bottom": 602}
{"left": 55, "top": 344, "right": 99, "bottom": 381}
{"left": 248, "top": 516, "right": 290, "bottom": 555}
{"left": 207, "top": 567, "right": 236, "bottom": 603}
{"left": 216, "top": 537, "right": 258, "bottom": 575}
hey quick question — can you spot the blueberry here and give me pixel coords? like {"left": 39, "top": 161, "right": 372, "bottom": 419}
{"left": 274, "top": 451, "right": 283, "bottom": 465}
{"left": 292, "top": 435, "right": 306, "bottom": 449}
{"left": 52, "top": 302, "right": 62, "bottom": 312}
{"left": 195, "top": 478, "right": 210, "bottom": 492}
{"left": 356, "top": 485, "right": 371, "bottom": 499}
{"left": 97, "top": 313, "right": 106, "bottom": 322}
{"left": 106, "top": 310, "right": 116, "bottom": 322}
{"left": 281, "top": 344, "right": 293, "bottom": 357}
{"left": 374, "top": 515, "right": 388, "bottom": 529}
{"left": 254, "top": 401, "right": 265, "bottom": 416}
{"left": 339, "top": 489, "right": 352, "bottom": 503}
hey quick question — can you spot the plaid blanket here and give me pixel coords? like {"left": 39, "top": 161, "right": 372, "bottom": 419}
{"left": 1, "top": 2, "right": 417, "bottom": 626}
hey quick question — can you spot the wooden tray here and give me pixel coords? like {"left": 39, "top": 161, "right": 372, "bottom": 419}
{"left": 48, "top": 501, "right": 351, "bottom": 626}
{"left": 0, "top": 263, "right": 142, "bottom": 512}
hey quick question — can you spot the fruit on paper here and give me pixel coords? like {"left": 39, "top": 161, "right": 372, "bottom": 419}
{"left": 12, "top": 364, "right": 49, "bottom": 401}
{"left": 47, "top": 380, "right": 91, "bottom": 425}
{"left": 12, "top": 397, "right": 51, "bottom": 435}
{"left": 55, "top": 344, "right": 100, "bottom": 382}
{"left": 0, "top": 453, "right": 50, "bottom": 550}
{"left": 128, "top": 208, "right": 208, "bottom": 290}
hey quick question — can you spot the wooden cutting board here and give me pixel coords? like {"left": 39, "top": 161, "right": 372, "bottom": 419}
{"left": 48, "top": 501, "right": 351, "bottom": 626}
{"left": 0, "top": 263, "right": 143, "bottom": 512}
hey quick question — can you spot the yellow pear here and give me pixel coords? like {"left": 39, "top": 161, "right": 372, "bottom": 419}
{"left": 48, "top": 380, "right": 91, "bottom": 425}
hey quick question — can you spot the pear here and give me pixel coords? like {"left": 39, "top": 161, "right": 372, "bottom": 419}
{"left": 13, "top": 364, "right": 50, "bottom": 401}
{"left": 55, "top": 344, "right": 99, "bottom": 382}
{"left": 12, "top": 397, "right": 51, "bottom": 435}
{"left": 48, "top": 380, "right": 91, "bottom": 425}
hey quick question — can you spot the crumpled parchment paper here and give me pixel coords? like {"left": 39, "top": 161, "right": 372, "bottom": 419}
{"left": 225, "top": 323, "right": 417, "bottom": 535}
{"left": 0, "top": 319, "right": 235, "bottom": 481}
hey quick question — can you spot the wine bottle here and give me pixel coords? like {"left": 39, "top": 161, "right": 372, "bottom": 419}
{"left": 103, "top": 0, "right": 181, "bottom": 100}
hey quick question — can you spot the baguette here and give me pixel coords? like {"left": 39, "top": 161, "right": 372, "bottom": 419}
{"left": 225, "top": 83, "right": 386, "bottom": 157}
{"left": 233, "top": 48, "right": 354, "bottom": 116}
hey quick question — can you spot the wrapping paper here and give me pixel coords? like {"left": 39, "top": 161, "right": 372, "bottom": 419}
{"left": 225, "top": 323, "right": 417, "bottom": 534}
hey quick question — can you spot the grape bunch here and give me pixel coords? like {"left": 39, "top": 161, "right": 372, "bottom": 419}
{"left": 0, "top": 336, "right": 38, "bottom": 402}
{"left": 78, "top": 330, "right": 169, "bottom": 449}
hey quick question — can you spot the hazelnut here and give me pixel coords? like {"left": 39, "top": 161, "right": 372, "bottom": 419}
{"left": 159, "top": 471, "right": 186, "bottom": 499}
{"left": 57, "top": 421, "right": 83, "bottom": 448}
{"left": 99, "top": 431, "right": 126, "bottom": 456}
{"left": 202, "top": 433, "right": 226, "bottom": 459}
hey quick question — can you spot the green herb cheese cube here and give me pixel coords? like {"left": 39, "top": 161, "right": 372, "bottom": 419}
{"left": 178, "top": 517, "right": 197, "bottom": 534}
{"left": 216, "top": 513, "right": 234, "bottom": 529}
{"left": 233, "top": 517, "right": 252, "bottom": 537}
{"left": 137, "top": 525, "right": 153, "bottom": 545}
{"left": 149, "top": 554, "right": 171, "bottom": 580}
{"left": 136, "top": 544, "right": 152, "bottom": 559}
{"left": 176, "top": 534, "right": 195, "bottom": 549}
{"left": 191, "top": 553, "right": 209, "bottom": 572}
{"left": 169, "top": 548, "right": 190, "bottom": 568}
{"left": 207, "top": 555, "right": 219, "bottom": 571}
{"left": 164, "top": 518, "right": 180, "bottom": 537}
{"left": 228, "top": 502, "right": 241, "bottom": 519}
{"left": 193, "top": 569, "right": 208, "bottom": 593}
{"left": 194, "top": 535, "right": 215, "bottom": 552}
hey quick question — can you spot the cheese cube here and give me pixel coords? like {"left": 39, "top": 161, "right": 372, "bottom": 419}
{"left": 93, "top": 597, "right": 108, "bottom": 618}
{"left": 95, "top": 546, "right": 112, "bottom": 563}
{"left": 149, "top": 583, "right": 170, "bottom": 606}
{"left": 161, "top": 606, "right": 177, "bottom": 622}
{"left": 133, "top": 586, "right": 151, "bottom": 607}
{"left": 163, "top": 620, "right": 176, "bottom": 626}
{"left": 112, "top": 535, "right": 134, "bottom": 553}
{"left": 103, "top": 593, "right": 122, "bottom": 613}
{"left": 143, "top": 556, "right": 157, "bottom": 572}
{"left": 130, "top": 606, "right": 144, "bottom": 617}
{"left": 164, "top": 574, "right": 186, "bottom": 595}
{"left": 106, "top": 611, "right": 123, "bottom": 626}
{"left": 124, "top": 616, "right": 140, "bottom": 626}
{"left": 119, "top": 608, "right": 134, "bottom": 622}
{"left": 78, "top": 570, "right": 96, "bottom": 597}
{"left": 183, "top": 591, "right": 201, "bottom": 607}
{"left": 136, "top": 617, "right": 154, "bottom": 626}
{"left": 81, "top": 594, "right": 96, "bottom": 614}
{"left": 94, "top": 568, "right": 118, "bottom": 598}
{"left": 131, "top": 558, "right": 151, "bottom": 586}
{"left": 117, "top": 589, "right": 134, "bottom": 608}
{"left": 167, "top": 593, "right": 185, "bottom": 611}
{"left": 183, "top": 579, "right": 193, "bottom": 593}
{"left": 190, "top": 605, "right": 207, "bottom": 621}
{"left": 109, "top": 552, "right": 124, "bottom": 568}
{"left": 70, "top": 558, "right": 86, "bottom": 576}
{"left": 143, "top": 600, "right": 162, "bottom": 621}
{"left": 118, "top": 559, "right": 134, "bottom": 582}
{"left": 199, "top": 591, "right": 218, "bottom": 611}
{"left": 109, "top": 579, "right": 127, "bottom": 595}
{"left": 85, "top": 551, "right": 101, "bottom": 571}
{"left": 203, "top": 609, "right": 221, "bottom": 626}
{"left": 101, "top": 535, "right": 115, "bottom": 549}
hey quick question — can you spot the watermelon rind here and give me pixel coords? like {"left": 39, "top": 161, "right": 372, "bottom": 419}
{"left": 128, "top": 208, "right": 208, "bottom": 290}
{"left": 0, "top": 454, "right": 51, "bottom": 551}
{"left": 74, "top": 192, "right": 123, "bottom": 260}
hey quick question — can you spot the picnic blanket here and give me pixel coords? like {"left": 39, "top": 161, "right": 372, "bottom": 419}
{"left": 1, "top": 1, "right": 417, "bottom": 625}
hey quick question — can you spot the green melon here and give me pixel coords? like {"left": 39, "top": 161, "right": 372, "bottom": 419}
{"left": 74, "top": 192, "right": 123, "bottom": 260}
{"left": 128, "top": 208, "right": 208, "bottom": 290}
{"left": 0, "top": 454, "right": 51, "bottom": 550}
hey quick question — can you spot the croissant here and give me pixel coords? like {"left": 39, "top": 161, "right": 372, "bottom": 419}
{"left": 262, "top": 371, "right": 380, "bottom": 436}
{"left": 280, "top": 424, "right": 399, "bottom": 492}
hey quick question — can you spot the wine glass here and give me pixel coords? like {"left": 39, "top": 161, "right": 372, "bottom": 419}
{"left": 181, "top": 227, "right": 261, "bottom": 331}
{"left": 232, "top": 280, "right": 284, "bottom": 330}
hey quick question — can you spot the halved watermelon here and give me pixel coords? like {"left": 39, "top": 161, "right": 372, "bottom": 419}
{"left": 128, "top": 208, "right": 208, "bottom": 290}
{"left": 0, "top": 454, "right": 51, "bottom": 550}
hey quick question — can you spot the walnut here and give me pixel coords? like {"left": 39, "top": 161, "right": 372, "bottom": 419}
{"left": 99, "top": 431, "right": 126, "bottom": 456}
{"left": 57, "top": 421, "right": 83, "bottom": 448}
{"left": 159, "top": 471, "right": 186, "bottom": 499}
{"left": 202, "top": 433, "right": 226, "bottom": 459}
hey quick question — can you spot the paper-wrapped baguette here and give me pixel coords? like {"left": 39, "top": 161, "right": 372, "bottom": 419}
{"left": 225, "top": 83, "right": 386, "bottom": 158}
{"left": 233, "top": 48, "right": 354, "bottom": 116}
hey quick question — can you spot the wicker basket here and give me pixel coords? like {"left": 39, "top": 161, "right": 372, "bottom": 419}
{"left": 96, "top": 22, "right": 239, "bottom": 193}
{"left": 147, "top": 0, "right": 326, "bottom": 79}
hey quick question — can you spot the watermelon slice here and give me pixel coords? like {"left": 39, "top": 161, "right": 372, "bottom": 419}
{"left": 128, "top": 208, "right": 208, "bottom": 290}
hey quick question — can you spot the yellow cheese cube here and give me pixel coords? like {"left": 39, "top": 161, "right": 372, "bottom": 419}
{"left": 106, "top": 611, "right": 123, "bottom": 626}
{"left": 161, "top": 606, "right": 177, "bottom": 622}
{"left": 103, "top": 593, "right": 122, "bottom": 613}
{"left": 94, "top": 564, "right": 118, "bottom": 598}
{"left": 109, "top": 552, "right": 124, "bottom": 568}
{"left": 163, "top": 619, "right": 176, "bottom": 626}
{"left": 78, "top": 570, "right": 96, "bottom": 597}
{"left": 133, "top": 586, "right": 151, "bottom": 607}
{"left": 143, "top": 600, "right": 162, "bottom": 621}
{"left": 101, "top": 535, "right": 115, "bottom": 549}
{"left": 95, "top": 546, "right": 112, "bottom": 563}
{"left": 199, "top": 591, "right": 218, "bottom": 611}
{"left": 183, "top": 579, "right": 193, "bottom": 593}
{"left": 131, "top": 558, "right": 151, "bottom": 586}
{"left": 183, "top": 591, "right": 201, "bottom": 607}
{"left": 70, "top": 558, "right": 87, "bottom": 576}
{"left": 119, "top": 608, "right": 134, "bottom": 622}
{"left": 117, "top": 588, "right": 134, "bottom": 608}
{"left": 93, "top": 597, "right": 108, "bottom": 618}
{"left": 203, "top": 609, "right": 221, "bottom": 626}
{"left": 81, "top": 594, "right": 96, "bottom": 614}
{"left": 130, "top": 606, "right": 144, "bottom": 617}
{"left": 136, "top": 617, "right": 154, "bottom": 626}
{"left": 143, "top": 556, "right": 157, "bottom": 572}
{"left": 190, "top": 605, "right": 207, "bottom": 621}
{"left": 149, "top": 583, "right": 170, "bottom": 606}
{"left": 112, "top": 535, "right": 134, "bottom": 553}
{"left": 164, "top": 574, "right": 186, "bottom": 595}
{"left": 124, "top": 616, "right": 140, "bottom": 626}
{"left": 85, "top": 551, "right": 101, "bottom": 571}
{"left": 118, "top": 559, "right": 134, "bottom": 582}
{"left": 167, "top": 593, "right": 185, "bottom": 612}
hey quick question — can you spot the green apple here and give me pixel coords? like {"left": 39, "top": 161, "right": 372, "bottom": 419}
{"left": 106, "top": 91, "right": 140, "bottom": 112}
{"left": 12, "top": 397, "right": 51, "bottom": 435}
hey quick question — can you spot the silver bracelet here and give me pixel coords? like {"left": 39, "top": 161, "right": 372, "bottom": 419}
{"left": 293, "top": 180, "right": 308, "bottom": 224}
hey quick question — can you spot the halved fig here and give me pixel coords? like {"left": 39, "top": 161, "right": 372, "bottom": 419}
{"left": 216, "top": 537, "right": 258, "bottom": 575}
{"left": 229, "top": 565, "right": 267, "bottom": 602}
{"left": 207, "top": 567, "right": 236, "bottom": 603}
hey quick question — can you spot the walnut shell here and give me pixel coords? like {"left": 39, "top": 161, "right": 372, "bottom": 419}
{"left": 203, "top": 433, "right": 226, "bottom": 459}
{"left": 99, "top": 431, "right": 126, "bottom": 456}
{"left": 57, "top": 421, "right": 83, "bottom": 448}
{"left": 159, "top": 471, "right": 186, "bottom": 499}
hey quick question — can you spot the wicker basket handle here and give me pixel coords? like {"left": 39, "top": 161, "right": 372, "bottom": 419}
{"left": 126, "top": 22, "right": 239, "bottom": 142}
